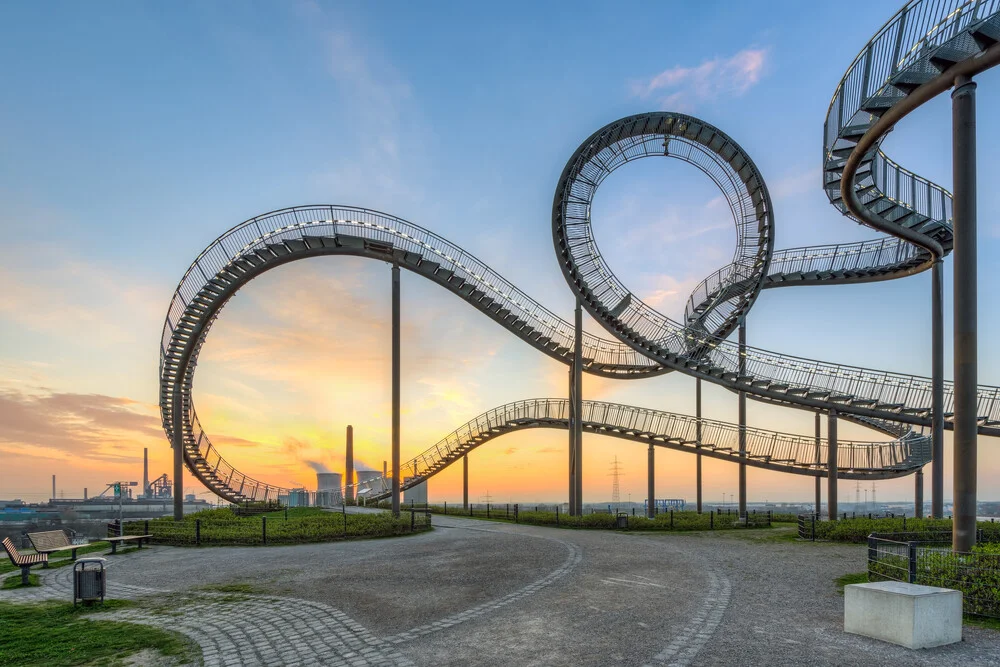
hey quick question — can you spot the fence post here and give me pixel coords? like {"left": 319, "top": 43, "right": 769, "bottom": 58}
{"left": 487, "top": 503, "right": 491, "bottom": 519}
{"left": 710, "top": 512, "right": 714, "bottom": 530}
{"left": 411, "top": 510, "right": 415, "bottom": 531}
{"left": 506, "top": 503, "right": 509, "bottom": 519}
{"left": 284, "top": 507, "right": 288, "bottom": 521}
{"left": 195, "top": 519, "right": 201, "bottom": 546}
{"left": 632, "top": 508, "right": 635, "bottom": 517}
{"left": 867, "top": 536, "right": 877, "bottom": 575}
{"left": 144, "top": 520, "right": 149, "bottom": 537}
{"left": 470, "top": 503, "right": 473, "bottom": 517}
{"left": 556, "top": 506, "right": 560, "bottom": 526}
{"left": 444, "top": 501, "right": 447, "bottom": 515}
{"left": 343, "top": 503, "right": 348, "bottom": 537}
{"left": 515, "top": 503, "right": 518, "bottom": 524}
{"left": 262, "top": 516, "right": 267, "bottom": 545}
{"left": 903, "top": 516, "right": 907, "bottom": 531}
{"left": 907, "top": 541, "right": 917, "bottom": 584}
{"left": 670, "top": 510, "right": 674, "bottom": 528}
{"left": 811, "top": 515, "right": 816, "bottom": 542}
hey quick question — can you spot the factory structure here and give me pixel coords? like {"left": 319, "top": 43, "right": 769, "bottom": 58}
{"left": 284, "top": 426, "right": 428, "bottom": 508}
{"left": 1, "top": 448, "right": 210, "bottom": 536}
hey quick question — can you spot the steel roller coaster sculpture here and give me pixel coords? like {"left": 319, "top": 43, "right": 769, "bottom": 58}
{"left": 160, "top": 1, "right": 1000, "bottom": 533}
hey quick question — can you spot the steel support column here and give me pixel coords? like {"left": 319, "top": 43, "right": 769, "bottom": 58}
{"left": 815, "top": 413, "right": 821, "bottom": 516}
{"left": 172, "top": 406, "right": 183, "bottom": 520}
{"left": 463, "top": 454, "right": 469, "bottom": 510}
{"left": 828, "top": 410, "right": 838, "bottom": 521}
{"left": 915, "top": 468, "right": 925, "bottom": 519}
{"left": 391, "top": 263, "right": 401, "bottom": 518}
{"left": 647, "top": 443, "right": 655, "bottom": 519}
{"left": 738, "top": 322, "right": 747, "bottom": 518}
{"left": 952, "top": 76, "right": 978, "bottom": 553}
{"left": 696, "top": 378, "right": 703, "bottom": 514}
{"left": 345, "top": 425, "right": 354, "bottom": 503}
{"left": 572, "top": 299, "right": 583, "bottom": 515}
{"left": 568, "top": 367, "right": 576, "bottom": 514}
{"left": 932, "top": 260, "right": 945, "bottom": 518}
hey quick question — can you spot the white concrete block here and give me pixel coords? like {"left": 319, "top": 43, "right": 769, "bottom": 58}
{"left": 844, "top": 581, "right": 962, "bottom": 649}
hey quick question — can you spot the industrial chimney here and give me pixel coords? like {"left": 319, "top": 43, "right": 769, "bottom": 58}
{"left": 143, "top": 448, "right": 149, "bottom": 499}
{"left": 345, "top": 425, "right": 354, "bottom": 502}
{"left": 52, "top": 474, "right": 56, "bottom": 501}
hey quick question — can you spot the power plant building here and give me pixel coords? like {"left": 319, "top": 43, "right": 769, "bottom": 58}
{"left": 403, "top": 478, "right": 428, "bottom": 505}
{"left": 315, "top": 472, "right": 343, "bottom": 507}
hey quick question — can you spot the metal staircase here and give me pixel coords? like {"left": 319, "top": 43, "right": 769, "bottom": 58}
{"left": 358, "top": 398, "right": 930, "bottom": 502}
{"left": 159, "top": 0, "right": 1000, "bottom": 505}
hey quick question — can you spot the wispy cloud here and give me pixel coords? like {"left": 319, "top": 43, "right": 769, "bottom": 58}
{"left": 631, "top": 48, "right": 769, "bottom": 111}
{"left": 771, "top": 167, "right": 821, "bottom": 200}
{"left": 309, "top": 25, "right": 426, "bottom": 205}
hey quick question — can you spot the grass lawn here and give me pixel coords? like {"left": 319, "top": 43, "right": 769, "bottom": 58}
{"left": 2, "top": 573, "right": 40, "bottom": 589}
{"left": 835, "top": 571, "right": 868, "bottom": 594}
{"left": 0, "top": 599, "right": 199, "bottom": 666}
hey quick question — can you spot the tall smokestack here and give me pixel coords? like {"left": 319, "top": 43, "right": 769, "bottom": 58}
{"left": 143, "top": 448, "right": 149, "bottom": 499}
{"left": 383, "top": 460, "right": 387, "bottom": 477}
{"left": 52, "top": 475, "right": 56, "bottom": 501}
{"left": 84, "top": 488, "right": 88, "bottom": 500}
{"left": 345, "top": 425, "right": 354, "bottom": 502}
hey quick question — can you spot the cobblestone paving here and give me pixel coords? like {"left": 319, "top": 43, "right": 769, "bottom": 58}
{"left": 643, "top": 570, "right": 731, "bottom": 667}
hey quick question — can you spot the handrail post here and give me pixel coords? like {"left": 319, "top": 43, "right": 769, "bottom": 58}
{"left": 908, "top": 541, "right": 918, "bottom": 584}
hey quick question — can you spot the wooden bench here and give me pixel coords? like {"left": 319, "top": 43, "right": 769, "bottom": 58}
{"left": 2, "top": 536, "right": 48, "bottom": 585}
{"left": 27, "top": 530, "right": 81, "bottom": 565}
{"left": 106, "top": 535, "right": 153, "bottom": 554}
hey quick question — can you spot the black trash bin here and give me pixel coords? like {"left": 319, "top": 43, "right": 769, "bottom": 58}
{"left": 73, "top": 557, "right": 106, "bottom": 606}
{"left": 616, "top": 512, "right": 629, "bottom": 529}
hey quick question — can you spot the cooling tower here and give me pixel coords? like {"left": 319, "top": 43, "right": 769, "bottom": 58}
{"left": 316, "top": 472, "right": 342, "bottom": 492}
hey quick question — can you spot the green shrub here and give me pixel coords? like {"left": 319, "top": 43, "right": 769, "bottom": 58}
{"left": 125, "top": 508, "right": 430, "bottom": 546}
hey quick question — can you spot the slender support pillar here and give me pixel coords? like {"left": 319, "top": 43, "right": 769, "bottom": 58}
{"left": 572, "top": 299, "right": 584, "bottom": 515}
{"left": 391, "top": 264, "right": 401, "bottom": 518}
{"left": 931, "top": 260, "right": 945, "bottom": 519}
{"left": 952, "top": 76, "right": 978, "bottom": 553}
{"left": 568, "top": 367, "right": 576, "bottom": 515}
{"left": 345, "top": 425, "right": 354, "bottom": 503}
{"left": 647, "top": 443, "right": 655, "bottom": 519}
{"left": 696, "top": 378, "right": 703, "bottom": 514}
{"left": 828, "top": 410, "right": 838, "bottom": 521}
{"left": 172, "top": 394, "right": 183, "bottom": 521}
{"left": 915, "top": 468, "right": 925, "bottom": 518}
{"left": 815, "top": 413, "right": 822, "bottom": 516}
{"left": 738, "top": 322, "right": 747, "bottom": 518}
{"left": 462, "top": 454, "right": 469, "bottom": 510}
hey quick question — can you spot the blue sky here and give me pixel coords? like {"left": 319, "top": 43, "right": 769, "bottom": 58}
{"left": 1, "top": 1, "right": 998, "bottom": 504}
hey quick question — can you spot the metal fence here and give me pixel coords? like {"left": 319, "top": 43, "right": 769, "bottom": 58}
{"left": 867, "top": 531, "right": 1000, "bottom": 617}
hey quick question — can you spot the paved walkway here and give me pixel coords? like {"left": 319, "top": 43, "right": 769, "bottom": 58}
{"left": 3, "top": 515, "right": 999, "bottom": 666}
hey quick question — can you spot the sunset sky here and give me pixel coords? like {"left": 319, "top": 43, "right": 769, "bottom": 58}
{"left": 2, "top": 1, "right": 999, "bottom": 506}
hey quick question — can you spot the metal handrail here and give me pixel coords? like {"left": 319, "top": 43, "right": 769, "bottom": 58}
{"left": 352, "top": 398, "right": 929, "bottom": 498}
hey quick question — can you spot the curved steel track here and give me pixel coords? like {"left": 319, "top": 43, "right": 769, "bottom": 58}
{"left": 159, "top": 0, "right": 1000, "bottom": 503}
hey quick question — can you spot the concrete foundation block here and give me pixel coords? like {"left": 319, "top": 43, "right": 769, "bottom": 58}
{"left": 844, "top": 581, "right": 962, "bottom": 649}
